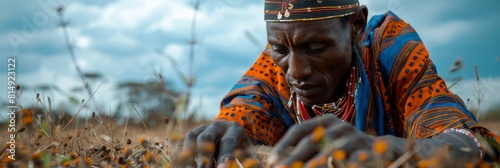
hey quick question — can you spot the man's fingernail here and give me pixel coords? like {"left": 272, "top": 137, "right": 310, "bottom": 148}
{"left": 266, "top": 154, "right": 279, "bottom": 166}
{"left": 217, "top": 157, "right": 230, "bottom": 168}
{"left": 217, "top": 163, "right": 227, "bottom": 168}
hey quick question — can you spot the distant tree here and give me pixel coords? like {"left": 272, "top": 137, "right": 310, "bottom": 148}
{"left": 115, "top": 79, "right": 178, "bottom": 126}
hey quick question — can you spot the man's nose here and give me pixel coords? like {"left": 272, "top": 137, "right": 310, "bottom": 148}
{"left": 287, "top": 52, "right": 312, "bottom": 81}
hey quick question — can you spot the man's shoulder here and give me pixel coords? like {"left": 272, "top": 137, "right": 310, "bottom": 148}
{"left": 362, "top": 11, "right": 421, "bottom": 48}
{"left": 361, "top": 11, "right": 426, "bottom": 83}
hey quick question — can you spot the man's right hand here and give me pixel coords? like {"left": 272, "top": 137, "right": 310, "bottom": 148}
{"left": 183, "top": 120, "right": 254, "bottom": 168}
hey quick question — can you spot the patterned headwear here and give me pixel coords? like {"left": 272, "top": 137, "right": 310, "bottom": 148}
{"left": 264, "top": 0, "right": 359, "bottom": 22}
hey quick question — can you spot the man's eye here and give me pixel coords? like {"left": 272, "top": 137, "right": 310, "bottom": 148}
{"left": 307, "top": 43, "right": 326, "bottom": 53}
{"left": 271, "top": 45, "right": 289, "bottom": 54}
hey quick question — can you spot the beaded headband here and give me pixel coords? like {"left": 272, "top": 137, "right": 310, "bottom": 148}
{"left": 264, "top": 0, "right": 359, "bottom": 22}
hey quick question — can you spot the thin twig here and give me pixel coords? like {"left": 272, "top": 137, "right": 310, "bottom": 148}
{"left": 130, "top": 104, "right": 152, "bottom": 139}
{"left": 57, "top": 5, "right": 103, "bottom": 114}
{"left": 42, "top": 81, "right": 104, "bottom": 147}
{"left": 474, "top": 64, "right": 482, "bottom": 120}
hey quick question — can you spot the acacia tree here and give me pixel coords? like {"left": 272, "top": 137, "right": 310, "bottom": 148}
{"left": 115, "top": 79, "right": 178, "bottom": 126}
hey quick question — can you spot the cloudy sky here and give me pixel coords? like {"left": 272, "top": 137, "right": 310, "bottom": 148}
{"left": 1, "top": 0, "right": 499, "bottom": 120}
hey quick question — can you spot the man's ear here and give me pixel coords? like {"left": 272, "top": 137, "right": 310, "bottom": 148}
{"left": 350, "top": 5, "right": 368, "bottom": 41}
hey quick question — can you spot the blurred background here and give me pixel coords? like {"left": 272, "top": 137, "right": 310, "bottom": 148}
{"left": 1, "top": 0, "right": 499, "bottom": 123}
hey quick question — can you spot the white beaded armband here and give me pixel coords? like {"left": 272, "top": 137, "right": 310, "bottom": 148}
{"left": 443, "top": 128, "right": 482, "bottom": 158}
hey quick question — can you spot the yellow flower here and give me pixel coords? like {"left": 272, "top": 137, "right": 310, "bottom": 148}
{"left": 311, "top": 126, "right": 325, "bottom": 143}
{"left": 372, "top": 139, "right": 388, "bottom": 155}
{"left": 243, "top": 158, "right": 260, "bottom": 168}
{"left": 332, "top": 150, "right": 346, "bottom": 161}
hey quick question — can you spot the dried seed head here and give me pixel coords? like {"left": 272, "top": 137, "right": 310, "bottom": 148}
{"left": 116, "top": 157, "right": 127, "bottom": 165}
{"left": 357, "top": 151, "right": 370, "bottom": 162}
{"left": 179, "top": 150, "right": 192, "bottom": 160}
{"left": 122, "top": 148, "right": 132, "bottom": 157}
{"left": 291, "top": 161, "right": 304, "bottom": 168}
{"left": 144, "top": 151, "right": 154, "bottom": 163}
{"left": 17, "top": 127, "right": 25, "bottom": 133}
{"left": 21, "top": 109, "right": 34, "bottom": 125}
{"left": 126, "top": 138, "right": 132, "bottom": 145}
{"left": 168, "top": 134, "right": 185, "bottom": 141}
{"left": 70, "top": 151, "right": 78, "bottom": 159}
{"left": 31, "top": 151, "right": 42, "bottom": 159}
{"left": 198, "top": 142, "right": 215, "bottom": 153}
{"left": 73, "top": 157, "right": 81, "bottom": 165}
{"left": 332, "top": 150, "right": 346, "bottom": 161}
{"left": 138, "top": 136, "right": 151, "bottom": 147}
{"left": 243, "top": 159, "right": 260, "bottom": 168}
{"left": 200, "top": 156, "right": 209, "bottom": 164}
{"left": 347, "top": 162, "right": 359, "bottom": 168}
{"left": 101, "top": 145, "right": 107, "bottom": 151}
{"left": 16, "top": 85, "right": 20, "bottom": 91}
{"left": 417, "top": 159, "right": 438, "bottom": 168}
{"left": 92, "top": 112, "right": 95, "bottom": 118}
{"left": 477, "top": 162, "right": 493, "bottom": 168}
{"left": 373, "top": 139, "right": 389, "bottom": 155}
{"left": 163, "top": 117, "right": 169, "bottom": 124}
{"left": 85, "top": 156, "right": 93, "bottom": 165}
{"left": 62, "top": 160, "right": 71, "bottom": 167}
{"left": 308, "top": 156, "right": 327, "bottom": 168}
{"left": 311, "top": 126, "right": 325, "bottom": 143}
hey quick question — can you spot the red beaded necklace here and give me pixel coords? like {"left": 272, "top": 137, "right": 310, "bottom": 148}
{"left": 289, "top": 66, "right": 359, "bottom": 123}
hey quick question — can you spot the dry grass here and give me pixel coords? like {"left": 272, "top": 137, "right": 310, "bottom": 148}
{"left": 0, "top": 103, "right": 499, "bottom": 167}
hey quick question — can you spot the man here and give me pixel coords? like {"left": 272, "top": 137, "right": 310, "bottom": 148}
{"left": 183, "top": 0, "right": 500, "bottom": 167}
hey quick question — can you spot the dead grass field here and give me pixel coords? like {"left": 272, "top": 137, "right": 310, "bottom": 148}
{"left": 1, "top": 111, "right": 499, "bottom": 168}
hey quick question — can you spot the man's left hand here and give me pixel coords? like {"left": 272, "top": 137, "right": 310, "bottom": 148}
{"left": 267, "top": 115, "right": 380, "bottom": 167}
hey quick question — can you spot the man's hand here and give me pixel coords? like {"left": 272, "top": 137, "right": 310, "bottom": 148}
{"left": 183, "top": 120, "right": 254, "bottom": 168}
{"left": 267, "top": 115, "right": 378, "bottom": 167}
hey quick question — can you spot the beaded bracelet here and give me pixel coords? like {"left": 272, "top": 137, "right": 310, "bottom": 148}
{"left": 443, "top": 128, "right": 482, "bottom": 158}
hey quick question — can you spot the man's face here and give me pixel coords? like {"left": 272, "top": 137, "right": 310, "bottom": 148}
{"left": 267, "top": 19, "right": 353, "bottom": 106}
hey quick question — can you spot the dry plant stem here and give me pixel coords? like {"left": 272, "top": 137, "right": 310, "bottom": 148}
{"left": 57, "top": 6, "right": 104, "bottom": 115}
{"left": 108, "top": 108, "right": 116, "bottom": 156}
{"left": 388, "top": 146, "right": 419, "bottom": 168}
{"left": 156, "top": 146, "right": 171, "bottom": 163}
{"left": 90, "top": 127, "right": 104, "bottom": 146}
{"left": 235, "top": 158, "right": 244, "bottom": 168}
{"left": 47, "top": 97, "right": 55, "bottom": 135}
{"left": 121, "top": 110, "right": 130, "bottom": 143}
{"left": 42, "top": 81, "right": 104, "bottom": 148}
{"left": 474, "top": 64, "right": 482, "bottom": 120}
{"left": 189, "top": 0, "right": 200, "bottom": 80}
{"left": 130, "top": 104, "right": 152, "bottom": 139}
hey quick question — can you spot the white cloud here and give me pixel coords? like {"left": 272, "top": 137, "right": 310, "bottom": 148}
{"left": 146, "top": 2, "right": 196, "bottom": 32}
{"left": 88, "top": 0, "right": 168, "bottom": 30}
{"left": 76, "top": 35, "right": 91, "bottom": 49}
{"left": 163, "top": 43, "right": 186, "bottom": 63}
{"left": 416, "top": 20, "right": 471, "bottom": 46}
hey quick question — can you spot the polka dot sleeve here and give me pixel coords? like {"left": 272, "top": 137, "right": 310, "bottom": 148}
{"left": 215, "top": 45, "right": 296, "bottom": 145}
